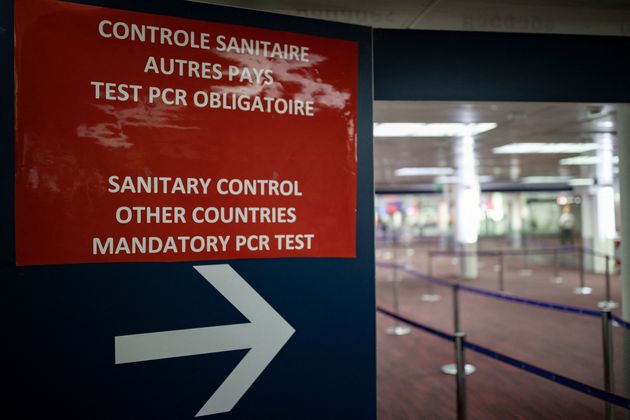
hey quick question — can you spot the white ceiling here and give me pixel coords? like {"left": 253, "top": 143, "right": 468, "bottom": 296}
{"left": 373, "top": 101, "right": 617, "bottom": 190}
{"left": 199, "top": 0, "right": 630, "bottom": 36}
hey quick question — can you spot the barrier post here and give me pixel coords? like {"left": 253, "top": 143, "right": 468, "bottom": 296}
{"left": 454, "top": 283, "right": 460, "bottom": 332}
{"left": 520, "top": 246, "right": 532, "bottom": 276}
{"left": 386, "top": 263, "right": 411, "bottom": 335}
{"left": 606, "top": 255, "right": 611, "bottom": 303}
{"left": 498, "top": 251, "right": 505, "bottom": 293}
{"left": 454, "top": 332, "right": 467, "bottom": 420}
{"left": 441, "top": 283, "right": 476, "bottom": 376}
{"left": 601, "top": 307, "right": 614, "bottom": 420}
{"left": 598, "top": 255, "right": 619, "bottom": 309}
{"left": 403, "top": 246, "right": 414, "bottom": 269}
{"left": 422, "top": 251, "right": 441, "bottom": 302}
{"left": 551, "top": 248, "right": 563, "bottom": 284}
{"left": 574, "top": 246, "right": 592, "bottom": 295}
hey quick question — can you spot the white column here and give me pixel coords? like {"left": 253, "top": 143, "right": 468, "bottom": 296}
{"left": 579, "top": 189, "right": 595, "bottom": 271}
{"left": 454, "top": 135, "right": 480, "bottom": 279}
{"left": 438, "top": 185, "right": 451, "bottom": 250}
{"left": 510, "top": 195, "right": 523, "bottom": 248}
{"left": 591, "top": 134, "right": 616, "bottom": 273}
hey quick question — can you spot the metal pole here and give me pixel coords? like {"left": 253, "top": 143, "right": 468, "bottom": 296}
{"left": 453, "top": 283, "right": 460, "bottom": 332}
{"left": 454, "top": 332, "right": 467, "bottom": 420}
{"left": 422, "top": 251, "right": 441, "bottom": 302}
{"left": 393, "top": 265, "right": 400, "bottom": 313}
{"left": 578, "top": 247, "right": 584, "bottom": 288}
{"left": 599, "top": 255, "right": 619, "bottom": 309}
{"left": 574, "top": 246, "right": 592, "bottom": 295}
{"left": 601, "top": 308, "right": 614, "bottom": 420}
{"left": 520, "top": 246, "right": 532, "bottom": 276}
{"left": 386, "top": 264, "right": 410, "bottom": 335}
{"left": 441, "top": 284, "right": 476, "bottom": 376}
{"left": 498, "top": 251, "right": 504, "bottom": 293}
{"left": 552, "top": 248, "right": 563, "bottom": 284}
{"left": 405, "top": 247, "right": 415, "bottom": 268}
{"left": 606, "top": 255, "right": 611, "bottom": 303}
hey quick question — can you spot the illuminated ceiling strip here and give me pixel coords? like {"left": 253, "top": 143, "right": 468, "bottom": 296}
{"left": 493, "top": 143, "right": 598, "bottom": 154}
{"left": 374, "top": 122, "right": 497, "bottom": 137}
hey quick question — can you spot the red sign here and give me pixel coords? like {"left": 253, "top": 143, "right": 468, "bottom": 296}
{"left": 14, "top": 0, "right": 357, "bottom": 265}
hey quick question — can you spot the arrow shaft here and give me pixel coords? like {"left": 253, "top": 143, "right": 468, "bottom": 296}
{"left": 115, "top": 323, "right": 255, "bottom": 364}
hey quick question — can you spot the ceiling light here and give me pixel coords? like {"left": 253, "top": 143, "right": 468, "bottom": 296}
{"left": 560, "top": 155, "right": 619, "bottom": 165}
{"left": 434, "top": 175, "right": 493, "bottom": 184}
{"left": 395, "top": 167, "right": 454, "bottom": 176}
{"left": 374, "top": 123, "right": 497, "bottom": 138}
{"left": 522, "top": 176, "right": 570, "bottom": 183}
{"left": 596, "top": 120, "right": 614, "bottom": 128}
{"left": 569, "top": 178, "right": 595, "bottom": 186}
{"left": 493, "top": 143, "right": 598, "bottom": 154}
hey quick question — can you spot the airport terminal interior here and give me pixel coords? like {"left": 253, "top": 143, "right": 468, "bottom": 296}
{"left": 373, "top": 101, "right": 626, "bottom": 419}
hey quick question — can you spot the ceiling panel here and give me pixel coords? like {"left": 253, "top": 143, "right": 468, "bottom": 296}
{"left": 374, "top": 101, "right": 617, "bottom": 189}
{"left": 199, "top": 0, "right": 630, "bottom": 36}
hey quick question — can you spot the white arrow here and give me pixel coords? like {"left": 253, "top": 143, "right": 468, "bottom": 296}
{"left": 114, "top": 264, "right": 295, "bottom": 417}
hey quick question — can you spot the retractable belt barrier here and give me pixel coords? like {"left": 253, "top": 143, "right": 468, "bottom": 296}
{"left": 426, "top": 245, "right": 614, "bottom": 258}
{"left": 376, "top": 306, "right": 630, "bottom": 410}
{"left": 376, "top": 262, "right": 629, "bottom": 330}
{"left": 428, "top": 246, "right": 577, "bottom": 258}
{"left": 424, "top": 244, "right": 619, "bottom": 301}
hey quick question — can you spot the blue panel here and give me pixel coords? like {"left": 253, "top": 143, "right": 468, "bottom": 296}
{"left": 3, "top": 1, "right": 374, "bottom": 419}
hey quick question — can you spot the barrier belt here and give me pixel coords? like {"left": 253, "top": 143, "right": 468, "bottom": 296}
{"left": 463, "top": 340, "right": 630, "bottom": 410}
{"left": 457, "top": 284, "right": 601, "bottom": 318}
{"left": 377, "top": 262, "right": 629, "bottom": 327}
{"left": 377, "top": 306, "right": 454, "bottom": 341}
{"left": 377, "top": 262, "right": 452, "bottom": 288}
{"left": 379, "top": 243, "right": 614, "bottom": 260}
{"left": 613, "top": 315, "right": 630, "bottom": 329}
{"left": 429, "top": 246, "right": 577, "bottom": 258}
{"left": 376, "top": 307, "right": 630, "bottom": 410}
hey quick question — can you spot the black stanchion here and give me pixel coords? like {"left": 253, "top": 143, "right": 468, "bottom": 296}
{"left": 454, "top": 332, "right": 467, "bottom": 420}
{"left": 498, "top": 251, "right": 505, "bottom": 293}
{"left": 403, "top": 246, "right": 414, "bottom": 269}
{"left": 601, "top": 307, "right": 614, "bottom": 420}
{"left": 454, "top": 283, "right": 460, "bottom": 332}
{"left": 386, "top": 262, "right": 411, "bottom": 336}
{"left": 598, "top": 255, "right": 619, "bottom": 309}
{"left": 422, "top": 251, "right": 441, "bottom": 302}
{"left": 574, "top": 246, "right": 592, "bottom": 295}
{"left": 442, "top": 283, "right": 476, "bottom": 376}
{"left": 551, "top": 247, "right": 563, "bottom": 284}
